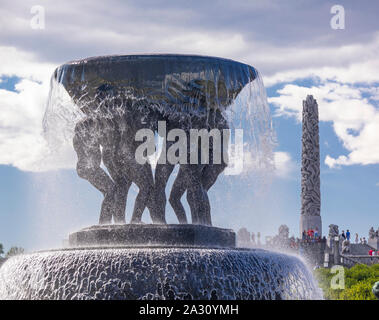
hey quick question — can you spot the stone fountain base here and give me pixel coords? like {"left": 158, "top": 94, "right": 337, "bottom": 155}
{"left": 0, "top": 247, "right": 322, "bottom": 300}
{"left": 68, "top": 224, "right": 236, "bottom": 248}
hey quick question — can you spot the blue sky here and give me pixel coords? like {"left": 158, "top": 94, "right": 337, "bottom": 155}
{"left": 0, "top": 0, "right": 378, "bottom": 251}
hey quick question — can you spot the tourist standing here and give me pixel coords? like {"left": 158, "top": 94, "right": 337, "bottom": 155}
{"left": 314, "top": 228, "right": 319, "bottom": 240}
{"left": 346, "top": 230, "right": 351, "bottom": 241}
{"left": 341, "top": 230, "right": 346, "bottom": 240}
{"left": 355, "top": 233, "right": 359, "bottom": 244}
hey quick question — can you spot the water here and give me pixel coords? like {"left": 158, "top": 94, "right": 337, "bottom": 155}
{"left": 0, "top": 248, "right": 322, "bottom": 300}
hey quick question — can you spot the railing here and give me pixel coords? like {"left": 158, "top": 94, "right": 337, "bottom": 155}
{"left": 341, "top": 254, "right": 379, "bottom": 267}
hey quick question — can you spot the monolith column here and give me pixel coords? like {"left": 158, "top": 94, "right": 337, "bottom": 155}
{"left": 300, "top": 95, "right": 322, "bottom": 236}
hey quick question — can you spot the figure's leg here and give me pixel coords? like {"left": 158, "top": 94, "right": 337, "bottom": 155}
{"left": 130, "top": 189, "right": 147, "bottom": 224}
{"left": 112, "top": 178, "right": 132, "bottom": 224}
{"left": 181, "top": 164, "right": 211, "bottom": 226}
{"left": 74, "top": 119, "right": 117, "bottom": 225}
{"left": 99, "top": 192, "right": 115, "bottom": 224}
{"left": 193, "top": 125, "right": 228, "bottom": 224}
{"left": 103, "top": 150, "right": 132, "bottom": 224}
{"left": 131, "top": 162, "right": 166, "bottom": 224}
{"left": 153, "top": 162, "right": 175, "bottom": 223}
{"left": 187, "top": 164, "right": 225, "bottom": 226}
{"left": 169, "top": 166, "right": 188, "bottom": 224}
{"left": 130, "top": 190, "right": 148, "bottom": 224}
{"left": 76, "top": 163, "right": 115, "bottom": 224}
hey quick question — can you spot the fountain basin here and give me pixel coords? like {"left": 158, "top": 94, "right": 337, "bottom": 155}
{"left": 54, "top": 54, "right": 257, "bottom": 113}
{"left": 69, "top": 224, "right": 236, "bottom": 248}
{"left": 0, "top": 247, "right": 322, "bottom": 300}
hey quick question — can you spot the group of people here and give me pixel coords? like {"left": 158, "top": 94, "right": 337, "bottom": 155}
{"left": 368, "top": 249, "right": 379, "bottom": 256}
{"left": 340, "top": 230, "right": 369, "bottom": 245}
{"left": 301, "top": 228, "right": 322, "bottom": 242}
{"left": 340, "top": 229, "right": 351, "bottom": 241}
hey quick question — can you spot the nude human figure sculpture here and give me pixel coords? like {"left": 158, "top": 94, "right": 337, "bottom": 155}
{"left": 73, "top": 84, "right": 164, "bottom": 224}
{"left": 169, "top": 111, "right": 229, "bottom": 225}
{"left": 153, "top": 110, "right": 229, "bottom": 226}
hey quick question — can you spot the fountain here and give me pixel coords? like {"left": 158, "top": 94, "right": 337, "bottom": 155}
{"left": 0, "top": 54, "right": 322, "bottom": 300}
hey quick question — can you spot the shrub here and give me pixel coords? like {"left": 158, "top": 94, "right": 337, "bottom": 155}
{"left": 314, "top": 264, "right": 379, "bottom": 300}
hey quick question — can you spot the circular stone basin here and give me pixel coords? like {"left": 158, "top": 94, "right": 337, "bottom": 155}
{"left": 68, "top": 224, "right": 236, "bottom": 248}
{"left": 54, "top": 54, "right": 257, "bottom": 112}
{"left": 0, "top": 248, "right": 322, "bottom": 300}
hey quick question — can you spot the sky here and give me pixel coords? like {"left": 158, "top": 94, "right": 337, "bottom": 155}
{"left": 0, "top": 0, "right": 378, "bottom": 251}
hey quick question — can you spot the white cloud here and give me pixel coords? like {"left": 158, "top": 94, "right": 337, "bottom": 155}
{"left": 242, "top": 149, "right": 295, "bottom": 179}
{"left": 0, "top": 79, "right": 49, "bottom": 171}
{"left": 273, "top": 151, "right": 296, "bottom": 179}
{"left": 269, "top": 82, "right": 379, "bottom": 168}
{"left": 0, "top": 46, "right": 54, "bottom": 81}
{"left": 263, "top": 34, "right": 379, "bottom": 86}
{"left": 0, "top": 46, "right": 59, "bottom": 171}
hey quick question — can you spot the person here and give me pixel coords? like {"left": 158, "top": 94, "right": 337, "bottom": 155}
{"left": 251, "top": 232, "right": 256, "bottom": 245}
{"left": 314, "top": 228, "right": 319, "bottom": 239}
{"left": 363, "top": 237, "right": 367, "bottom": 244}
{"left": 341, "top": 230, "right": 346, "bottom": 240}
{"left": 302, "top": 230, "right": 306, "bottom": 241}
{"left": 346, "top": 229, "right": 351, "bottom": 241}
{"left": 355, "top": 233, "right": 359, "bottom": 244}
{"left": 369, "top": 249, "right": 373, "bottom": 256}
{"left": 257, "top": 232, "right": 261, "bottom": 246}
{"left": 307, "top": 228, "right": 312, "bottom": 240}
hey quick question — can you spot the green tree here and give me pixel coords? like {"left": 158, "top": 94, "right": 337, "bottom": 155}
{"left": 0, "top": 243, "right": 4, "bottom": 257}
{"left": 6, "top": 246, "right": 25, "bottom": 258}
{"left": 315, "top": 264, "right": 379, "bottom": 300}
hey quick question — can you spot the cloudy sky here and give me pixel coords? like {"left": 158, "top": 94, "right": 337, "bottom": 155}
{"left": 0, "top": 0, "right": 378, "bottom": 251}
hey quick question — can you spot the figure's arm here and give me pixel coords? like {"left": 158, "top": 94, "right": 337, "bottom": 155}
{"left": 73, "top": 119, "right": 114, "bottom": 195}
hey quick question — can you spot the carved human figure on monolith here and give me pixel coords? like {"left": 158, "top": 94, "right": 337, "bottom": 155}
{"left": 341, "top": 239, "right": 350, "bottom": 254}
{"left": 328, "top": 224, "right": 339, "bottom": 238}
